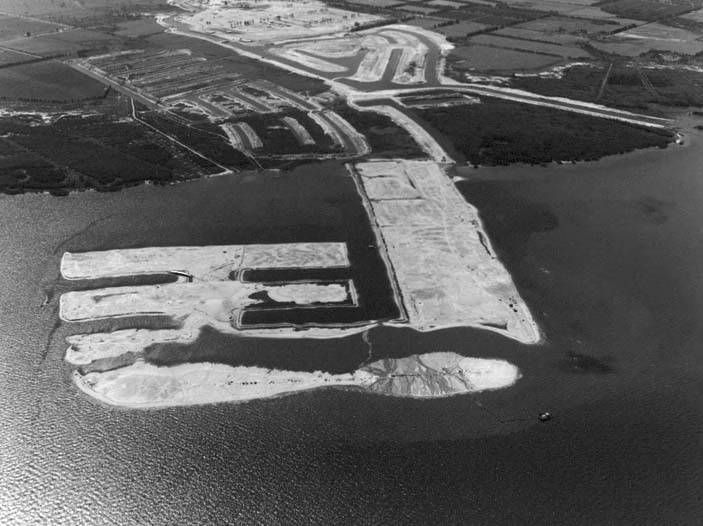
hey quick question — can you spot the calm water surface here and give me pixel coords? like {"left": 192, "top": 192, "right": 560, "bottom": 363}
{"left": 1, "top": 133, "right": 702, "bottom": 524}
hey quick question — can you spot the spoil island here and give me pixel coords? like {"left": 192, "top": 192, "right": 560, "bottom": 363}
{"left": 75, "top": 353, "right": 521, "bottom": 408}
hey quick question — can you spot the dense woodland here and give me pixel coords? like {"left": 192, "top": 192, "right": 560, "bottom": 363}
{"left": 416, "top": 98, "right": 674, "bottom": 166}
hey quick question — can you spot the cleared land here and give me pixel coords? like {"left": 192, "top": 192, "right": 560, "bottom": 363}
{"left": 282, "top": 116, "right": 316, "bottom": 146}
{"left": 61, "top": 281, "right": 352, "bottom": 322}
{"left": 271, "top": 25, "right": 443, "bottom": 87}
{"left": 74, "top": 49, "right": 370, "bottom": 160}
{"left": 59, "top": 243, "right": 358, "bottom": 358}
{"left": 72, "top": 353, "right": 521, "bottom": 407}
{"left": 62, "top": 243, "right": 349, "bottom": 280}
{"left": 448, "top": 45, "right": 561, "bottom": 72}
{"left": 169, "top": 0, "right": 382, "bottom": 45}
{"left": 353, "top": 160, "right": 540, "bottom": 343}
{"left": 398, "top": 91, "right": 480, "bottom": 109}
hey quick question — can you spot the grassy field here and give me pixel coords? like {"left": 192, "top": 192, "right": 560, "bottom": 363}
{"left": 0, "top": 14, "right": 61, "bottom": 39}
{"left": 0, "top": 48, "right": 29, "bottom": 66}
{"left": 512, "top": 64, "right": 703, "bottom": 112}
{"left": 0, "top": 1, "right": 174, "bottom": 25}
{"left": 439, "top": 3, "right": 544, "bottom": 25}
{"left": 0, "top": 61, "right": 107, "bottom": 101}
{"left": 0, "top": 35, "right": 84, "bottom": 56}
{"left": 413, "top": 97, "right": 673, "bottom": 166}
{"left": 468, "top": 34, "right": 592, "bottom": 58}
{"left": 111, "top": 18, "right": 165, "bottom": 38}
{"left": 448, "top": 44, "right": 561, "bottom": 73}
{"left": 596, "top": 0, "right": 703, "bottom": 22}
{"left": 515, "top": 15, "right": 624, "bottom": 35}
{"left": 146, "top": 32, "right": 329, "bottom": 96}
{"left": 493, "top": 26, "right": 584, "bottom": 45}
{"left": 437, "top": 20, "right": 491, "bottom": 38}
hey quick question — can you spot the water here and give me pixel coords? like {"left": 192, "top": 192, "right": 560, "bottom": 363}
{"left": 2, "top": 131, "right": 703, "bottom": 523}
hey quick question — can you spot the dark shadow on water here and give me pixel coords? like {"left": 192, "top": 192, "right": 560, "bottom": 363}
{"left": 634, "top": 196, "right": 671, "bottom": 225}
{"left": 560, "top": 351, "right": 614, "bottom": 374}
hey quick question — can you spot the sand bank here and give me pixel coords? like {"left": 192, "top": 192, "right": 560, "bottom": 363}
{"left": 74, "top": 352, "right": 520, "bottom": 408}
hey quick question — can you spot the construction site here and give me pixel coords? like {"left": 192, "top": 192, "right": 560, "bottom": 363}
{"left": 167, "top": 0, "right": 383, "bottom": 45}
{"left": 269, "top": 24, "right": 446, "bottom": 87}
{"left": 351, "top": 160, "right": 541, "bottom": 344}
{"left": 71, "top": 48, "right": 372, "bottom": 162}
{"left": 60, "top": 242, "right": 363, "bottom": 348}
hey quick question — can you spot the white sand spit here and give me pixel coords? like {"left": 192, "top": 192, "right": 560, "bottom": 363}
{"left": 74, "top": 352, "right": 519, "bottom": 408}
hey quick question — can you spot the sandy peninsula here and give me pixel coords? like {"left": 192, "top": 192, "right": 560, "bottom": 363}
{"left": 74, "top": 353, "right": 520, "bottom": 408}
{"left": 352, "top": 160, "right": 541, "bottom": 344}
